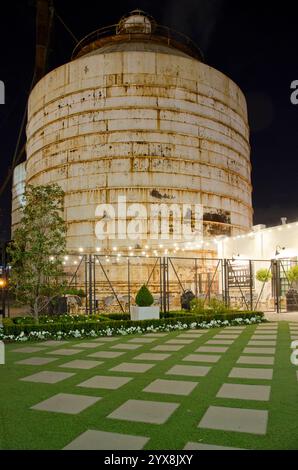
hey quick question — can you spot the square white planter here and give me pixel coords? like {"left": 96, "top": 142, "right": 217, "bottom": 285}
{"left": 130, "top": 306, "right": 160, "bottom": 321}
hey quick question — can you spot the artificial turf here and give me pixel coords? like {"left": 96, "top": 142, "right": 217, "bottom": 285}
{"left": 0, "top": 321, "right": 297, "bottom": 450}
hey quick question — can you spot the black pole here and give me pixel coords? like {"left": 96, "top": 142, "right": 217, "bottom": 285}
{"left": 128, "top": 258, "right": 131, "bottom": 315}
{"left": 88, "top": 254, "right": 93, "bottom": 315}
{"left": 249, "top": 260, "right": 253, "bottom": 310}
{"left": 194, "top": 258, "right": 198, "bottom": 298}
{"left": 84, "top": 255, "right": 88, "bottom": 315}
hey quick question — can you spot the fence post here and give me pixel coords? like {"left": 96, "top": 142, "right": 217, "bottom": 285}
{"left": 128, "top": 258, "right": 131, "bottom": 315}
{"left": 88, "top": 254, "right": 93, "bottom": 315}
{"left": 223, "top": 259, "right": 229, "bottom": 307}
{"left": 249, "top": 260, "right": 253, "bottom": 310}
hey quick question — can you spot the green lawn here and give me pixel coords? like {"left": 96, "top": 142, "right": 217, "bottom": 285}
{"left": 0, "top": 322, "right": 297, "bottom": 450}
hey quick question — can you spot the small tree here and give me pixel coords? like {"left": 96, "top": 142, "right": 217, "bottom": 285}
{"left": 8, "top": 184, "right": 67, "bottom": 320}
{"left": 135, "top": 285, "right": 154, "bottom": 307}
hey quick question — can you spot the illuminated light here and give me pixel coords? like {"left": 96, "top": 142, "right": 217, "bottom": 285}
{"left": 142, "top": 251, "right": 146, "bottom": 256}
{"left": 0, "top": 279, "right": 6, "bottom": 288}
{"left": 129, "top": 246, "right": 132, "bottom": 251}
{"left": 105, "top": 255, "right": 108, "bottom": 259}
{"left": 64, "top": 256, "right": 69, "bottom": 261}
{"left": 287, "top": 225, "right": 291, "bottom": 229}
{"left": 96, "top": 259, "right": 99, "bottom": 264}
{"left": 278, "top": 227, "right": 282, "bottom": 231}
{"left": 159, "top": 244, "right": 163, "bottom": 249}
{"left": 106, "top": 258, "right": 110, "bottom": 263}
{"left": 73, "top": 261, "right": 78, "bottom": 265}
{"left": 49, "top": 256, "right": 54, "bottom": 261}
{"left": 96, "top": 247, "right": 101, "bottom": 252}
{"left": 145, "top": 245, "right": 149, "bottom": 249}
{"left": 113, "top": 247, "right": 117, "bottom": 252}
{"left": 79, "top": 256, "right": 83, "bottom": 260}
{"left": 117, "top": 253, "right": 122, "bottom": 257}
{"left": 78, "top": 247, "right": 84, "bottom": 253}
{"left": 146, "top": 254, "right": 149, "bottom": 258}
{"left": 62, "top": 262, "right": 66, "bottom": 265}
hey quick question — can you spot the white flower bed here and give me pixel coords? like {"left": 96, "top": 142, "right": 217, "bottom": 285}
{"left": 0, "top": 316, "right": 263, "bottom": 343}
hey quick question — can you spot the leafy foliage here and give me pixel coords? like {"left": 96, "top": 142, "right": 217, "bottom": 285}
{"left": 287, "top": 265, "right": 298, "bottom": 283}
{"left": 135, "top": 285, "right": 154, "bottom": 307}
{"left": 256, "top": 268, "right": 272, "bottom": 283}
{"left": 190, "top": 297, "right": 230, "bottom": 315}
{"left": 8, "top": 184, "right": 67, "bottom": 320}
{"left": 2, "top": 311, "right": 264, "bottom": 338}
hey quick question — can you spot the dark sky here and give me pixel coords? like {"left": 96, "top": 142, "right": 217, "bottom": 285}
{"left": 1, "top": 0, "right": 298, "bottom": 241}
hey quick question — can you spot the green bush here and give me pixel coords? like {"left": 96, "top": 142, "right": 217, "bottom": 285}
{"left": 2, "top": 311, "right": 264, "bottom": 339}
{"left": 287, "top": 265, "right": 298, "bottom": 283}
{"left": 63, "top": 288, "right": 86, "bottom": 297}
{"left": 135, "top": 285, "right": 154, "bottom": 307}
{"left": 190, "top": 297, "right": 230, "bottom": 315}
{"left": 101, "top": 313, "right": 130, "bottom": 321}
{"left": 256, "top": 268, "right": 272, "bottom": 283}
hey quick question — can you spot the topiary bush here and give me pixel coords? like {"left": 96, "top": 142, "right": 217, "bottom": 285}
{"left": 135, "top": 285, "right": 154, "bottom": 307}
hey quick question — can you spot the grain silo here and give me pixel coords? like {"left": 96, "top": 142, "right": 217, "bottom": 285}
{"left": 12, "top": 10, "right": 252, "bottom": 305}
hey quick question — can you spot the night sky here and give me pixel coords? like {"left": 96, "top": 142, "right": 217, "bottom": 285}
{"left": 1, "top": 0, "right": 298, "bottom": 242}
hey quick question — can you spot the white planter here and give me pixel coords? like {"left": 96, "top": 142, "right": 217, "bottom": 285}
{"left": 130, "top": 305, "right": 160, "bottom": 321}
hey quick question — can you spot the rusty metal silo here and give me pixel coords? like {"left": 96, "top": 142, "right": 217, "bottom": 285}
{"left": 13, "top": 10, "right": 252, "bottom": 258}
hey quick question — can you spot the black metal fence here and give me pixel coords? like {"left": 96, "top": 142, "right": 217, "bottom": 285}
{"left": 64, "top": 254, "right": 298, "bottom": 315}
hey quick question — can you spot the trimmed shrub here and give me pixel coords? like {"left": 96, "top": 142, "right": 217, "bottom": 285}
{"left": 2, "top": 310, "right": 264, "bottom": 339}
{"left": 135, "top": 285, "right": 154, "bottom": 307}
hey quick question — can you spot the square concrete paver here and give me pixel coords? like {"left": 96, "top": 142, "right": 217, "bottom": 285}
{"left": 59, "top": 360, "right": 103, "bottom": 370}
{"left": 243, "top": 347, "right": 275, "bottom": 355}
{"left": 31, "top": 393, "right": 101, "bottom": 414}
{"left": 143, "top": 379, "right": 198, "bottom": 396}
{"left": 88, "top": 351, "right": 125, "bottom": 359}
{"left": 165, "top": 339, "right": 194, "bottom": 345}
{"left": 12, "top": 346, "right": 46, "bottom": 354}
{"left": 133, "top": 353, "right": 170, "bottom": 361}
{"left": 196, "top": 346, "right": 228, "bottom": 353}
{"left": 77, "top": 375, "right": 132, "bottom": 390}
{"left": 110, "top": 362, "right": 155, "bottom": 373}
{"left": 198, "top": 406, "right": 268, "bottom": 435}
{"left": 229, "top": 367, "right": 273, "bottom": 380}
{"left": 206, "top": 339, "right": 234, "bottom": 345}
{"left": 145, "top": 333, "right": 168, "bottom": 337}
{"left": 108, "top": 399, "right": 179, "bottom": 424}
{"left": 183, "top": 354, "right": 221, "bottom": 363}
{"left": 92, "top": 337, "right": 118, "bottom": 342}
{"left": 248, "top": 341, "right": 276, "bottom": 346}
{"left": 217, "top": 383, "right": 271, "bottom": 401}
{"left": 166, "top": 365, "right": 210, "bottom": 377}
{"left": 46, "top": 348, "right": 84, "bottom": 356}
{"left": 178, "top": 334, "right": 204, "bottom": 339}
{"left": 111, "top": 343, "right": 142, "bottom": 350}
{"left": 64, "top": 430, "right": 149, "bottom": 450}
{"left": 20, "top": 371, "right": 75, "bottom": 384}
{"left": 73, "top": 342, "right": 103, "bottom": 349}
{"left": 213, "top": 335, "right": 239, "bottom": 340}
{"left": 237, "top": 356, "right": 274, "bottom": 365}
{"left": 40, "top": 340, "right": 69, "bottom": 347}
{"left": 184, "top": 442, "right": 242, "bottom": 450}
{"left": 152, "top": 345, "right": 184, "bottom": 352}
{"left": 15, "top": 357, "right": 59, "bottom": 366}
{"left": 251, "top": 335, "right": 276, "bottom": 340}
{"left": 128, "top": 338, "right": 156, "bottom": 344}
